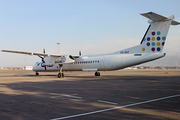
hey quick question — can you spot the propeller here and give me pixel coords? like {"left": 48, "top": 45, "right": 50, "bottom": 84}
{"left": 79, "top": 51, "right": 81, "bottom": 56}
{"left": 38, "top": 49, "right": 47, "bottom": 71}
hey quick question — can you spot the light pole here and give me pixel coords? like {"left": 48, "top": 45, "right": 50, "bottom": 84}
{"left": 57, "top": 43, "right": 60, "bottom": 54}
{"left": 24, "top": 55, "right": 26, "bottom": 70}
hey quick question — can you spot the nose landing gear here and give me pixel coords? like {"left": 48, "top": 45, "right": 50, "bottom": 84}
{"left": 58, "top": 64, "right": 64, "bottom": 78}
{"left": 58, "top": 72, "right": 64, "bottom": 78}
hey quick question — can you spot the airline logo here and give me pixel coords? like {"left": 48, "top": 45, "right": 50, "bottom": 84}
{"left": 142, "top": 31, "right": 166, "bottom": 52}
{"left": 62, "top": 56, "right": 66, "bottom": 63}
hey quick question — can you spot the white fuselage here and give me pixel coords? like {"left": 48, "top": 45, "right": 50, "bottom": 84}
{"left": 33, "top": 53, "right": 165, "bottom": 72}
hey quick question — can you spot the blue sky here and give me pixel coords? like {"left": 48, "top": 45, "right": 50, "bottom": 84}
{"left": 0, "top": 0, "right": 180, "bottom": 67}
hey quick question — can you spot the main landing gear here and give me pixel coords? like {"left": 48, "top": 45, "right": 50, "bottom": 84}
{"left": 58, "top": 64, "right": 64, "bottom": 78}
{"left": 95, "top": 71, "right": 100, "bottom": 76}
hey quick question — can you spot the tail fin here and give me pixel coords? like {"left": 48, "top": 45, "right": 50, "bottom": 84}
{"left": 140, "top": 12, "right": 180, "bottom": 53}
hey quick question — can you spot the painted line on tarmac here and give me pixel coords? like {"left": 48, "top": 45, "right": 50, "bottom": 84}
{"left": 51, "top": 94, "right": 82, "bottom": 99}
{"left": 98, "top": 100, "right": 118, "bottom": 105}
{"left": 50, "top": 94, "right": 180, "bottom": 120}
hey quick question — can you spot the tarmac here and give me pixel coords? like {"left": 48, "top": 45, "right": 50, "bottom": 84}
{"left": 0, "top": 69, "right": 180, "bottom": 120}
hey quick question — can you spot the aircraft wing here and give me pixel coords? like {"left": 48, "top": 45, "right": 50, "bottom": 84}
{"left": 1, "top": 50, "right": 61, "bottom": 57}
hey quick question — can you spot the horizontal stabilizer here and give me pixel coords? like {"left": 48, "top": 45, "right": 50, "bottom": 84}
{"left": 141, "top": 12, "right": 180, "bottom": 25}
{"left": 171, "top": 20, "right": 180, "bottom": 25}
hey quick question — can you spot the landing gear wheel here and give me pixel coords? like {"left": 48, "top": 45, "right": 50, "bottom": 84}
{"left": 58, "top": 73, "right": 61, "bottom": 78}
{"left": 95, "top": 72, "right": 100, "bottom": 76}
{"left": 62, "top": 73, "right": 64, "bottom": 78}
{"left": 58, "top": 73, "right": 64, "bottom": 78}
{"left": 35, "top": 72, "right": 39, "bottom": 76}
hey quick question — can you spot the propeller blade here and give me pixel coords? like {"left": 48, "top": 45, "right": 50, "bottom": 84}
{"left": 42, "top": 59, "right": 45, "bottom": 63}
{"left": 38, "top": 55, "right": 43, "bottom": 59}
{"left": 39, "top": 49, "right": 46, "bottom": 71}
{"left": 38, "top": 55, "right": 45, "bottom": 63}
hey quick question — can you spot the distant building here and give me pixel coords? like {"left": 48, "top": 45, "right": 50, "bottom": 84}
{"left": 24, "top": 66, "right": 33, "bottom": 70}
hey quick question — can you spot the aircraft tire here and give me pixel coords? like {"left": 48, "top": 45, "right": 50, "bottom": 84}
{"left": 95, "top": 72, "right": 100, "bottom": 76}
{"left": 58, "top": 73, "right": 64, "bottom": 78}
{"left": 62, "top": 73, "right": 64, "bottom": 78}
{"left": 36, "top": 72, "right": 39, "bottom": 76}
{"left": 58, "top": 73, "right": 61, "bottom": 78}
{"left": 97, "top": 72, "right": 100, "bottom": 76}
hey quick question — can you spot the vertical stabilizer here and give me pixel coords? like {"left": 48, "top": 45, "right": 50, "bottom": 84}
{"left": 139, "top": 12, "right": 180, "bottom": 53}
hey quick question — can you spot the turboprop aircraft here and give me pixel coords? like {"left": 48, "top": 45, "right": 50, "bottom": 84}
{"left": 2, "top": 12, "right": 180, "bottom": 78}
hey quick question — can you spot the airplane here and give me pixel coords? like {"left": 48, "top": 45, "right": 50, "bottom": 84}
{"left": 2, "top": 12, "right": 180, "bottom": 78}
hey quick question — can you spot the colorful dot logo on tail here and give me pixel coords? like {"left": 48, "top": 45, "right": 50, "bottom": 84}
{"left": 152, "top": 42, "right": 155, "bottom": 46}
{"left": 157, "top": 47, "right": 161, "bottom": 51}
{"left": 157, "top": 37, "right": 161, "bottom": 41}
{"left": 151, "top": 47, "right": 155, "bottom": 52}
{"left": 142, "top": 47, "right": 145, "bottom": 51}
{"left": 162, "top": 36, "right": 166, "bottom": 41}
{"left": 157, "top": 31, "right": 161, "bottom": 35}
{"left": 147, "top": 42, "right": 150, "bottom": 46}
{"left": 152, "top": 31, "right": 155, "bottom": 36}
{"left": 152, "top": 37, "right": 155, "bottom": 41}
{"left": 157, "top": 42, "right": 160, "bottom": 46}
{"left": 162, "top": 42, "right": 165, "bottom": 46}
